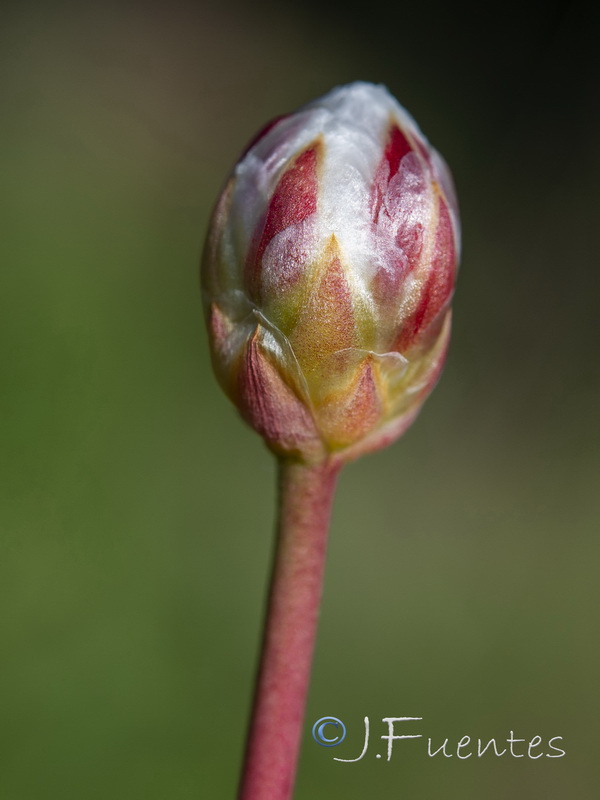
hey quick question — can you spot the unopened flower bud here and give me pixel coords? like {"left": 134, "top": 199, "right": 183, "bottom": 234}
{"left": 202, "top": 82, "right": 460, "bottom": 463}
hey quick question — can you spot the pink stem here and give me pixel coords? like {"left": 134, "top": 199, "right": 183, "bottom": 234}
{"left": 238, "top": 458, "right": 341, "bottom": 800}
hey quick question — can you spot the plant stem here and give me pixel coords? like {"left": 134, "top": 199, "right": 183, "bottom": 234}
{"left": 237, "top": 458, "right": 341, "bottom": 800}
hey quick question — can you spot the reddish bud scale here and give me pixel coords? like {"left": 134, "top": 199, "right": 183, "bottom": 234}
{"left": 394, "top": 193, "right": 457, "bottom": 353}
{"left": 247, "top": 143, "right": 320, "bottom": 299}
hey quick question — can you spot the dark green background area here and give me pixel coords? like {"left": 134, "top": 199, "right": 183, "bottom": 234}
{"left": 1, "top": 1, "right": 598, "bottom": 798}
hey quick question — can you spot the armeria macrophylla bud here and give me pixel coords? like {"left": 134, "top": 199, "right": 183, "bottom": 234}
{"left": 202, "top": 82, "right": 460, "bottom": 464}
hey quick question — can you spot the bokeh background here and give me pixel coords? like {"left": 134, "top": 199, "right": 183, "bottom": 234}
{"left": 1, "top": 1, "right": 598, "bottom": 797}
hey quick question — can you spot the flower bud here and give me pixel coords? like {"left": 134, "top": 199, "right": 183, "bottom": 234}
{"left": 202, "top": 82, "right": 460, "bottom": 463}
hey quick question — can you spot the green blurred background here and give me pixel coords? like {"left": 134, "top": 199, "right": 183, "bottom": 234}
{"left": 1, "top": 1, "right": 598, "bottom": 797}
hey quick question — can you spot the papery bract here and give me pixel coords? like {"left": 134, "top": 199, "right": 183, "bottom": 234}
{"left": 202, "top": 82, "right": 460, "bottom": 463}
